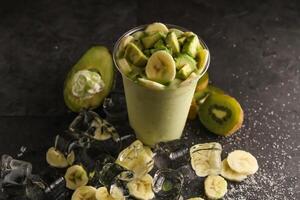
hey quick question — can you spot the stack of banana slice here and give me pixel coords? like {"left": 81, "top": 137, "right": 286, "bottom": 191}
{"left": 190, "top": 142, "right": 259, "bottom": 199}
{"left": 221, "top": 150, "right": 259, "bottom": 182}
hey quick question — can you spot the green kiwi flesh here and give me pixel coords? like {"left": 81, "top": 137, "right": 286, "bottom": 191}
{"left": 198, "top": 93, "right": 244, "bottom": 136}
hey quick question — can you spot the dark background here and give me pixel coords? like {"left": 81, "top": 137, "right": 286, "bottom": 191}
{"left": 0, "top": 0, "right": 299, "bottom": 199}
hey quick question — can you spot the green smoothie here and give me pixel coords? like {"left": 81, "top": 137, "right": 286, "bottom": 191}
{"left": 114, "top": 23, "right": 210, "bottom": 146}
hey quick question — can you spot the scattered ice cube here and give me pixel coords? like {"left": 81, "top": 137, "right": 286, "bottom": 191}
{"left": 98, "top": 163, "right": 126, "bottom": 186}
{"left": 116, "top": 140, "right": 154, "bottom": 177}
{"left": 153, "top": 168, "right": 184, "bottom": 200}
{"left": 103, "top": 91, "right": 128, "bottom": 122}
{"left": 153, "top": 140, "right": 189, "bottom": 169}
{"left": 0, "top": 155, "right": 32, "bottom": 197}
{"left": 44, "top": 177, "right": 69, "bottom": 200}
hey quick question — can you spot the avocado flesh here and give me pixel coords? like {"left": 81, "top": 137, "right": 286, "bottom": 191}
{"left": 64, "top": 46, "right": 114, "bottom": 112}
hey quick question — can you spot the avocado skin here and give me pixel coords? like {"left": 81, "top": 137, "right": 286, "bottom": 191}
{"left": 63, "top": 46, "right": 114, "bottom": 112}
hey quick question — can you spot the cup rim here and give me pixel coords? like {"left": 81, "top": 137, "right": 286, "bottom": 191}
{"left": 113, "top": 23, "right": 210, "bottom": 90}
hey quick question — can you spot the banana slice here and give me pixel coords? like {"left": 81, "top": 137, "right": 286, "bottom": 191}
{"left": 117, "top": 35, "right": 134, "bottom": 57}
{"left": 67, "top": 151, "right": 76, "bottom": 165}
{"left": 91, "top": 117, "right": 117, "bottom": 141}
{"left": 197, "top": 49, "right": 209, "bottom": 72}
{"left": 204, "top": 175, "right": 227, "bottom": 200}
{"left": 187, "top": 198, "right": 205, "bottom": 200}
{"left": 117, "top": 58, "right": 132, "bottom": 75}
{"left": 145, "top": 50, "right": 176, "bottom": 84}
{"left": 110, "top": 184, "right": 126, "bottom": 200}
{"left": 65, "top": 165, "right": 89, "bottom": 190}
{"left": 138, "top": 78, "right": 166, "bottom": 90}
{"left": 227, "top": 150, "right": 258, "bottom": 175}
{"left": 127, "top": 174, "right": 154, "bottom": 200}
{"left": 145, "top": 22, "right": 169, "bottom": 34}
{"left": 221, "top": 159, "right": 247, "bottom": 182}
{"left": 95, "top": 187, "right": 114, "bottom": 200}
{"left": 46, "top": 147, "right": 68, "bottom": 168}
{"left": 71, "top": 186, "right": 97, "bottom": 200}
{"left": 116, "top": 140, "right": 154, "bottom": 178}
{"left": 190, "top": 143, "right": 222, "bottom": 177}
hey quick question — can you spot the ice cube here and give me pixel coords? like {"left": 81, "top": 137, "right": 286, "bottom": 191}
{"left": 190, "top": 142, "right": 222, "bottom": 177}
{"left": 44, "top": 177, "right": 69, "bottom": 200}
{"left": 176, "top": 165, "right": 197, "bottom": 184}
{"left": 116, "top": 140, "right": 154, "bottom": 177}
{"left": 154, "top": 139, "right": 189, "bottom": 161}
{"left": 153, "top": 140, "right": 189, "bottom": 169}
{"left": 98, "top": 163, "right": 126, "bottom": 186}
{"left": 0, "top": 155, "right": 32, "bottom": 197}
{"left": 69, "top": 110, "right": 121, "bottom": 144}
{"left": 103, "top": 91, "right": 127, "bottom": 122}
{"left": 153, "top": 168, "right": 184, "bottom": 200}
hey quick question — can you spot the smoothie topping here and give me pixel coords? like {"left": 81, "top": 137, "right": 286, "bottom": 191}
{"left": 71, "top": 70, "right": 105, "bottom": 99}
{"left": 116, "top": 22, "right": 209, "bottom": 90}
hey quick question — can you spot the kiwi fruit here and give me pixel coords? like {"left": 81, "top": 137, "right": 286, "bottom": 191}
{"left": 195, "top": 72, "right": 209, "bottom": 92}
{"left": 198, "top": 93, "right": 244, "bottom": 136}
{"left": 64, "top": 46, "right": 114, "bottom": 112}
{"left": 194, "top": 84, "right": 225, "bottom": 105}
{"left": 188, "top": 84, "right": 224, "bottom": 120}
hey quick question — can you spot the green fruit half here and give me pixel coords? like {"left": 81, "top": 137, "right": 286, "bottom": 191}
{"left": 64, "top": 46, "right": 114, "bottom": 112}
{"left": 198, "top": 93, "right": 244, "bottom": 136}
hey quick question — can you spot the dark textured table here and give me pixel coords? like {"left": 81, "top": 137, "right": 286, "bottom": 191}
{"left": 0, "top": 0, "right": 299, "bottom": 199}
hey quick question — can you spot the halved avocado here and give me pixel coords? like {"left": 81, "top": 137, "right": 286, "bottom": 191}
{"left": 64, "top": 46, "right": 114, "bottom": 112}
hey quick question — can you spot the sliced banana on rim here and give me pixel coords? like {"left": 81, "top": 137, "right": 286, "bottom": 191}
{"left": 46, "top": 147, "right": 68, "bottom": 168}
{"left": 95, "top": 187, "right": 114, "bottom": 200}
{"left": 221, "top": 159, "right": 247, "bottom": 182}
{"left": 65, "top": 165, "right": 89, "bottom": 190}
{"left": 71, "top": 186, "right": 97, "bottom": 200}
{"left": 204, "top": 175, "right": 227, "bottom": 200}
{"left": 227, "top": 150, "right": 258, "bottom": 175}
{"left": 138, "top": 78, "right": 166, "bottom": 90}
{"left": 117, "top": 35, "right": 134, "bottom": 57}
{"left": 145, "top": 22, "right": 169, "bottom": 34}
{"left": 190, "top": 142, "right": 222, "bottom": 177}
{"left": 127, "top": 174, "right": 154, "bottom": 200}
{"left": 145, "top": 50, "right": 176, "bottom": 84}
{"left": 116, "top": 140, "right": 154, "bottom": 178}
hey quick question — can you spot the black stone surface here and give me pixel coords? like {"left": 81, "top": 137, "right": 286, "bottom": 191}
{"left": 0, "top": 0, "right": 299, "bottom": 199}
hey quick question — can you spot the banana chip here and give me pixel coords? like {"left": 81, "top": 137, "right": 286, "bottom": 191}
{"left": 127, "top": 174, "right": 154, "bottom": 200}
{"left": 65, "top": 165, "right": 89, "bottom": 190}
{"left": 71, "top": 186, "right": 97, "bottom": 200}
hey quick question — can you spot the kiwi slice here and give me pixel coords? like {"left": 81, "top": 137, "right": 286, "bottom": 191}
{"left": 195, "top": 72, "right": 209, "bottom": 92}
{"left": 194, "top": 84, "right": 225, "bottom": 105}
{"left": 198, "top": 93, "right": 244, "bottom": 136}
{"left": 63, "top": 46, "right": 114, "bottom": 112}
